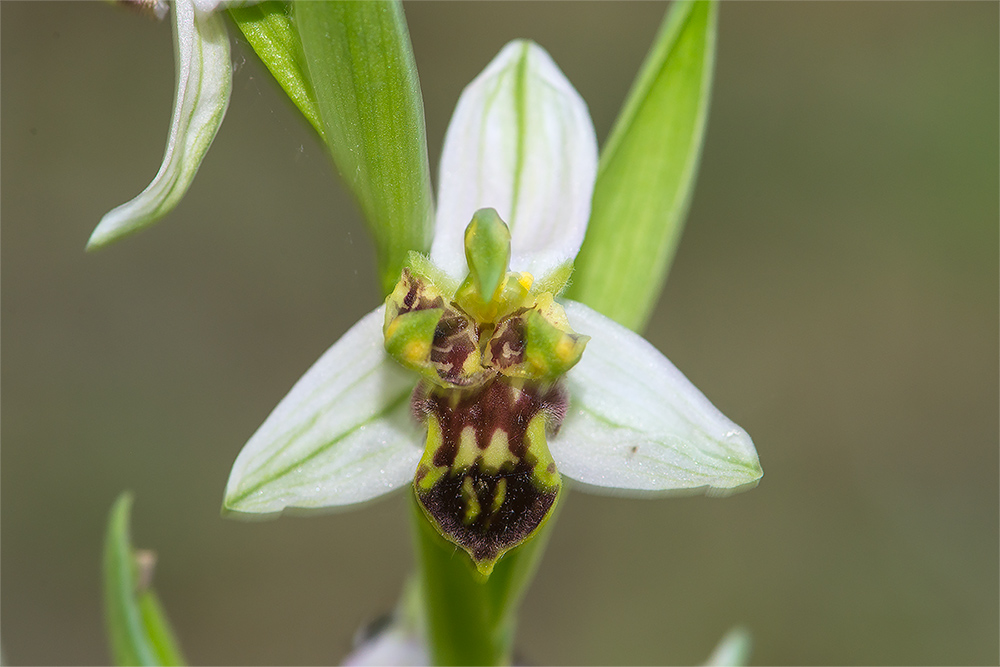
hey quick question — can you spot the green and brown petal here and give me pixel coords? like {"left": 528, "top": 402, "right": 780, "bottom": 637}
{"left": 412, "top": 377, "right": 565, "bottom": 575}
{"left": 384, "top": 268, "right": 488, "bottom": 387}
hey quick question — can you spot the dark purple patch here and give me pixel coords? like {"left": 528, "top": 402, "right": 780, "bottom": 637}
{"left": 485, "top": 315, "right": 526, "bottom": 371}
{"left": 416, "top": 460, "right": 559, "bottom": 564}
{"left": 395, "top": 269, "right": 444, "bottom": 314}
{"left": 429, "top": 308, "right": 482, "bottom": 386}
{"left": 414, "top": 377, "right": 567, "bottom": 467}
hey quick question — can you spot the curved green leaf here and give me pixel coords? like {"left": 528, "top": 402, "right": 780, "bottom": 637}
{"left": 228, "top": 1, "right": 326, "bottom": 140}
{"left": 296, "top": 0, "right": 433, "bottom": 296}
{"left": 103, "top": 492, "right": 185, "bottom": 667}
{"left": 568, "top": 0, "right": 718, "bottom": 331}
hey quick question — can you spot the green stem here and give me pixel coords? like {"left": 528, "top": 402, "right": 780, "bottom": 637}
{"left": 411, "top": 490, "right": 560, "bottom": 665}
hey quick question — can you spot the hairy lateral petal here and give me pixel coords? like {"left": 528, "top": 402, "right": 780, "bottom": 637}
{"left": 87, "top": 0, "right": 231, "bottom": 250}
{"left": 552, "top": 300, "right": 762, "bottom": 495}
{"left": 224, "top": 306, "right": 422, "bottom": 515}
{"left": 431, "top": 40, "right": 598, "bottom": 281}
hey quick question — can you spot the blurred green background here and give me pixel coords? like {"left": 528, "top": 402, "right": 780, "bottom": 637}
{"left": 2, "top": 2, "right": 997, "bottom": 664}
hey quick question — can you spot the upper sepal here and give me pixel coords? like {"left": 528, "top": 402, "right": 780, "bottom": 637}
{"left": 552, "top": 300, "right": 762, "bottom": 495}
{"left": 223, "top": 305, "right": 423, "bottom": 515}
{"left": 430, "top": 40, "right": 598, "bottom": 283}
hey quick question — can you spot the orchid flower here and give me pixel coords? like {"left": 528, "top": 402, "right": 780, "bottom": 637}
{"left": 223, "top": 40, "right": 762, "bottom": 575}
{"left": 87, "top": 0, "right": 233, "bottom": 250}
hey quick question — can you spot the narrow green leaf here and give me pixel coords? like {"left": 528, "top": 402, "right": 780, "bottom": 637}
{"left": 296, "top": 0, "right": 434, "bottom": 296}
{"left": 227, "top": 1, "right": 326, "bottom": 140}
{"left": 411, "top": 490, "right": 558, "bottom": 666}
{"left": 567, "top": 0, "right": 718, "bottom": 332}
{"left": 103, "top": 493, "right": 185, "bottom": 667}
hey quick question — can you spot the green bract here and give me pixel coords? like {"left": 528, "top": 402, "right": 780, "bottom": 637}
{"left": 223, "top": 39, "right": 762, "bottom": 558}
{"left": 568, "top": 0, "right": 719, "bottom": 331}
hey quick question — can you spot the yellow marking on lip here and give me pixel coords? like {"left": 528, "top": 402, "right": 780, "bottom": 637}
{"left": 452, "top": 426, "right": 479, "bottom": 470}
{"left": 461, "top": 476, "right": 481, "bottom": 524}
{"left": 416, "top": 416, "right": 446, "bottom": 491}
{"left": 491, "top": 478, "right": 507, "bottom": 513}
{"left": 481, "top": 429, "right": 516, "bottom": 471}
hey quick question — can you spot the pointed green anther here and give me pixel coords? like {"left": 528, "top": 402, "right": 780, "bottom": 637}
{"left": 464, "top": 208, "right": 511, "bottom": 306}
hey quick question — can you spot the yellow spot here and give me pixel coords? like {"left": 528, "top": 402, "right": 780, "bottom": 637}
{"left": 452, "top": 426, "right": 479, "bottom": 469}
{"left": 517, "top": 272, "right": 534, "bottom": 291}
{"left": 491, "top": 478, "right": 507, "bottom": 513}
{"left": 416, "top": 417, "right": 447, "bottom": 491}
{"left": 403, "top": 339, "right": 430, "bottom": 364}
{"left": 461, "top": 346, "right": 483, "bottom": 376}
{"left": 415, "top": 463, "right": 446, "bottom": 491}
{"left": 384, "top": 317, "right": 401, "bottom": 339}
{"left": 461, "top": 476, "right": 480, "bottom": 524}
{"left": 526, "top": 414, "right": 560, "bottom": 489}
{"left": 555, "top": 336, "right": 575, "bottom": 362}
{"left": 481, "top": 429, "right": 515, "bottom": 471}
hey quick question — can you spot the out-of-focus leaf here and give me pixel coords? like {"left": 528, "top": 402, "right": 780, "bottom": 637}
{"left": 228, "top": 1, "right": 326, "bottom": 140}
{"left": 103, "top": 493, "right": 185, "bottom": 666}
{"left": 567, "top": 0, "right": 718, "bottom": 331}
{"left": 296, "top": 0, "right": 433, "bottom": 296}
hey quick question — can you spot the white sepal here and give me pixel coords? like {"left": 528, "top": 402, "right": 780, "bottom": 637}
{"left": 341, "top": 627, "right": 428, "bottom": 667}
{"left": 704, "top": 627, "right": 753, "bottom": 666}
{"left": 552, "top": 301, "right": 762, "bottom": 495}
{"left": 430, "top": 40, "right": 598, "bottom": 282}
{"left": 87, "top": 0, "right": 231, "bottom": 250}
{"left": 224, "top": 306, "right": 422, "bottom": 515}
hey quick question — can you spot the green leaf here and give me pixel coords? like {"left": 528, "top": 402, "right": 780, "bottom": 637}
{"left": 295, "top": 0, "right": 434, "bottom": 296}
{"left": 411, "top": 491, "right": 558, "bottom": 666}
{"left": 103, "top": 493, "right": 185, "bottom": 667}
{"left": 227, "top": 1, "right": 326, "bottom": 140}
{"left": 567, "top": 0, "right": 718, "bottom": 332}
